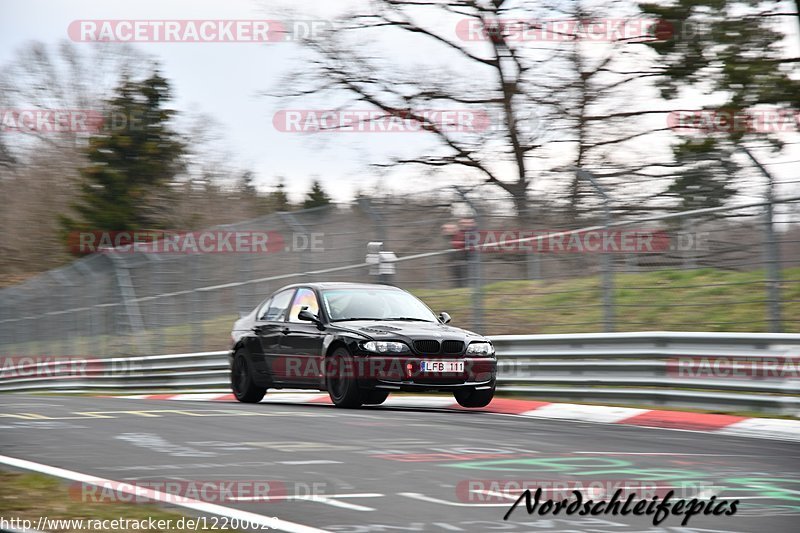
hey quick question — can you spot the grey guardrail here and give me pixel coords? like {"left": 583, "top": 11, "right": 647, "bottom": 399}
{"left": 492, "top": 332, "right": 800, "bottom": 414}
{"left": 0, "top": 351, "right": 230, "bottom": 394}
{"left": 1, "top": 333, "right": 798, "bottom": 414}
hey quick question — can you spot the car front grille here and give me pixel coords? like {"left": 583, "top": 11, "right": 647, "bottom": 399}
{"left": 413, "top": 339, "right": 441, "bottom": 354}
{"left": 442, "top": 340, "right": 464, "bottom": 354}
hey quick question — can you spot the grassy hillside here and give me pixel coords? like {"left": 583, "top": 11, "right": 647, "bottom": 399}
{"left": 177, "top": 267, "right": 800, "bottom": 352}
{"left": 416, "top": 267, "right": 800, "bottom": 335}
{"left": 6, "top": 267, "right": 798, "bottom": 356}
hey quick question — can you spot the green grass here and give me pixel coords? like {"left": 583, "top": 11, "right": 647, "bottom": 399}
{"left": 414, "top": 267, "right": 800, "bottom": 334}
{"left": 0, "top": 470, "right": 241, "bottom": 533}
{"left": 6, "top": 267, "right": 799, "bottom": 355}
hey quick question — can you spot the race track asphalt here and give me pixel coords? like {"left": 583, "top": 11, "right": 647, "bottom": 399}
{"left": 1, "top": 395, "right": 798, "bottom": 533}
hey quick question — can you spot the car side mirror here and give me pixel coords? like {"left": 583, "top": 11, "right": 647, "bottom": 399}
{"left": 439, "top": 312, "right": 451, "bottom": 324}
{"left": 298, "top": 308, "right": 323, "bottom": 328}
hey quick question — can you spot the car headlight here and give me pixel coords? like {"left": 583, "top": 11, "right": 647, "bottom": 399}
{"left": 362, "top": 341, "right": 410, "bottom": 353}
{"left": 466, "top": 341, "right": 494, "bottom": 356}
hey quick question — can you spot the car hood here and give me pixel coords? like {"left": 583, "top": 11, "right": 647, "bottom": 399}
{"left": 328, "top": 320, "right": 487, "bottom": 343}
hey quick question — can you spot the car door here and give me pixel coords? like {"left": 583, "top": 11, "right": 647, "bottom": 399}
{"left": 251, "top": 288, "right": 296, "bottom": 382}
{"left": 277, "top": 287, "right": 325, "bottom": 386}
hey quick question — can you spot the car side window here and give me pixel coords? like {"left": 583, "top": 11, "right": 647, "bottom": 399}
{"left": 259, "top": 289, "right": 295, "bottom": 322}
{"left": 256, "top": 297, "right": 273, "bottom": 320}
{"left": 288, "top": 288, "right": 320, "bottom": 323}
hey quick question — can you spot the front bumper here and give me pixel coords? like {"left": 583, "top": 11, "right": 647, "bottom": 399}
{"left": 350, "top": 354, "right": 497, "bottom": 391}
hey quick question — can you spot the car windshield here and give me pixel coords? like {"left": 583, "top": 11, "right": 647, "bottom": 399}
{"left": 322, "top": 288, "right": 438, "bottom": 322}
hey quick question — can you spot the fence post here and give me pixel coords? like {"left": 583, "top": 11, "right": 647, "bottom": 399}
{"left": 358, "top": 197, "right": 387, "bottom": 246}
{"left": 455, "top": 188, "right": 484, "bottom": 332}
{"left": 109, "top": 252, "right": 145, "bottom": 355}
{"left": 237, "top": 250, "right": 254, "bottom": 315}
{"left": 74, "top": 261, "right": 96, "bottom": 357}
{"left": 525, "top": 204, "right": 541, "bottom": 280}
{"left": 0, "top": 292, "right": 16, "bottom": 351}
{"left": 576, "top": 169, "right": 615, "bottom": 332}
{"left": 279, "top": 211, "right": 309, "bottom": 279}
{"left": 190, "top": 257, "right": 203, "bottom": 352}
{"left": 740, "top": 146, "right": 782, "bottom": 332}
{"left": 681, "top": 216, "right": 696, "bottom": 269}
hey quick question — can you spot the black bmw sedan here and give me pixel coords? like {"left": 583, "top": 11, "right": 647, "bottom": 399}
{"left": 229, "top": 282, "right": 497, "bottom": 408}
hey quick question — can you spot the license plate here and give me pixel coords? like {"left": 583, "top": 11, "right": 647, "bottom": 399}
{"left": 420, "top": 360, "right": 464, "bottom": 373}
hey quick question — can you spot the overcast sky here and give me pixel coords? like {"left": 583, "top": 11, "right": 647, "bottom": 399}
{"left": 2, "top": 0, "right": 798, "bottom": 203}
{"left": 1, "top": 0, "right": 382, "bottom": 202}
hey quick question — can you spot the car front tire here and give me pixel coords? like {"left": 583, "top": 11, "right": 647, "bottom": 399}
{"left": 231, "top": 350, "right": 266, "bottom": 403}
{"left": 454, "top": 384, "right": 495, "bottom": 408}
{"left": 326, "top": 348, "right": 364, "bottom": 408}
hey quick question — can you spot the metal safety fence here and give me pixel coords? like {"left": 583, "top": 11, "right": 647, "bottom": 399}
{"left": 0, "top": 184, "right": 799, "bottom": 357}
{"left": 0, "top": 333, "right": 797, "bottom": 415}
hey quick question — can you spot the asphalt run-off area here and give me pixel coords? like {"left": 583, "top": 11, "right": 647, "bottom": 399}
{"left": 1, "top": 394, "right": 797, "bottom": 532}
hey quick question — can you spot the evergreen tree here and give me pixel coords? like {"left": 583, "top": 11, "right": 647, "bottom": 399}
{"left": 60, "top": 70, "right": 185, "bottom": 246}
{"left": 302, "top": 179, "right": 331, "bottom": 209}
{"left": 240, "top": 170, "right": 257, "bottom": 196}
{"left": 640, "top": 1, "right": 798, "bottom": 108}
{"left": 640, "top": 0, "right": 799, "bottom": 208}
{"left": 667, "top": 139, "right": 739, "bottom": 210}
{"left": 270, "top": 177, "right": 291, "bottom": 211}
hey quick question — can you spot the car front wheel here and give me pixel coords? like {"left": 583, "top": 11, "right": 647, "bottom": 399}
{"left": 231, "top": 350, "right": 266, "bottom": 403}
{"left": 454, "top": 384, "right": 495, "bottom": 408}
{"left": 326, "top": 348, "right": 364, "bottom": 408}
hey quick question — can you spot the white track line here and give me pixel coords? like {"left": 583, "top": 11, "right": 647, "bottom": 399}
{"left": 232, "top": 493, "right": 383, "bottom": 511}
{"left": 572, "top": 452, "right": 765, "bottom": 456}
{"left": 0, "top": 454, "right": 330, "bottom": 533}
{"left": 168, "top": 393, "right": 231, "bottom": 401}
{"left": 397, "top": 492, "right": 509, "bottom": 507}
{"left": 277, "top": 460, "right": 343, "bottom": 465}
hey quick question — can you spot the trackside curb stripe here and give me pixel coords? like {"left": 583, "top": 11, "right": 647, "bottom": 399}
{"left": 617, "top": 410, "right": 747, "bottom": 431}
{"left": 112, "top": 393, "right": 800, "bottom": 441}
{"left": 523, "top": 403, "right": 648, "bottom": 423}
{"left": 717, "top": 417, "right": 800, "bottom": 442}
{"left": 0, "top": 454, "right": 331, "bottom": 533}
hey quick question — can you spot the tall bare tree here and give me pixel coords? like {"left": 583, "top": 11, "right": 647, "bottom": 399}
{"left": 0, "top": 42, "right": 147, "bottom": 273}
{"left": 271, "top": 0, "right": 679, "bottom": 220}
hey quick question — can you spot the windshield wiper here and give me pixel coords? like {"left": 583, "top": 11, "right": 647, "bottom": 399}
{"left": 383, "top": 317, "right": 435, "bottom": 322}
